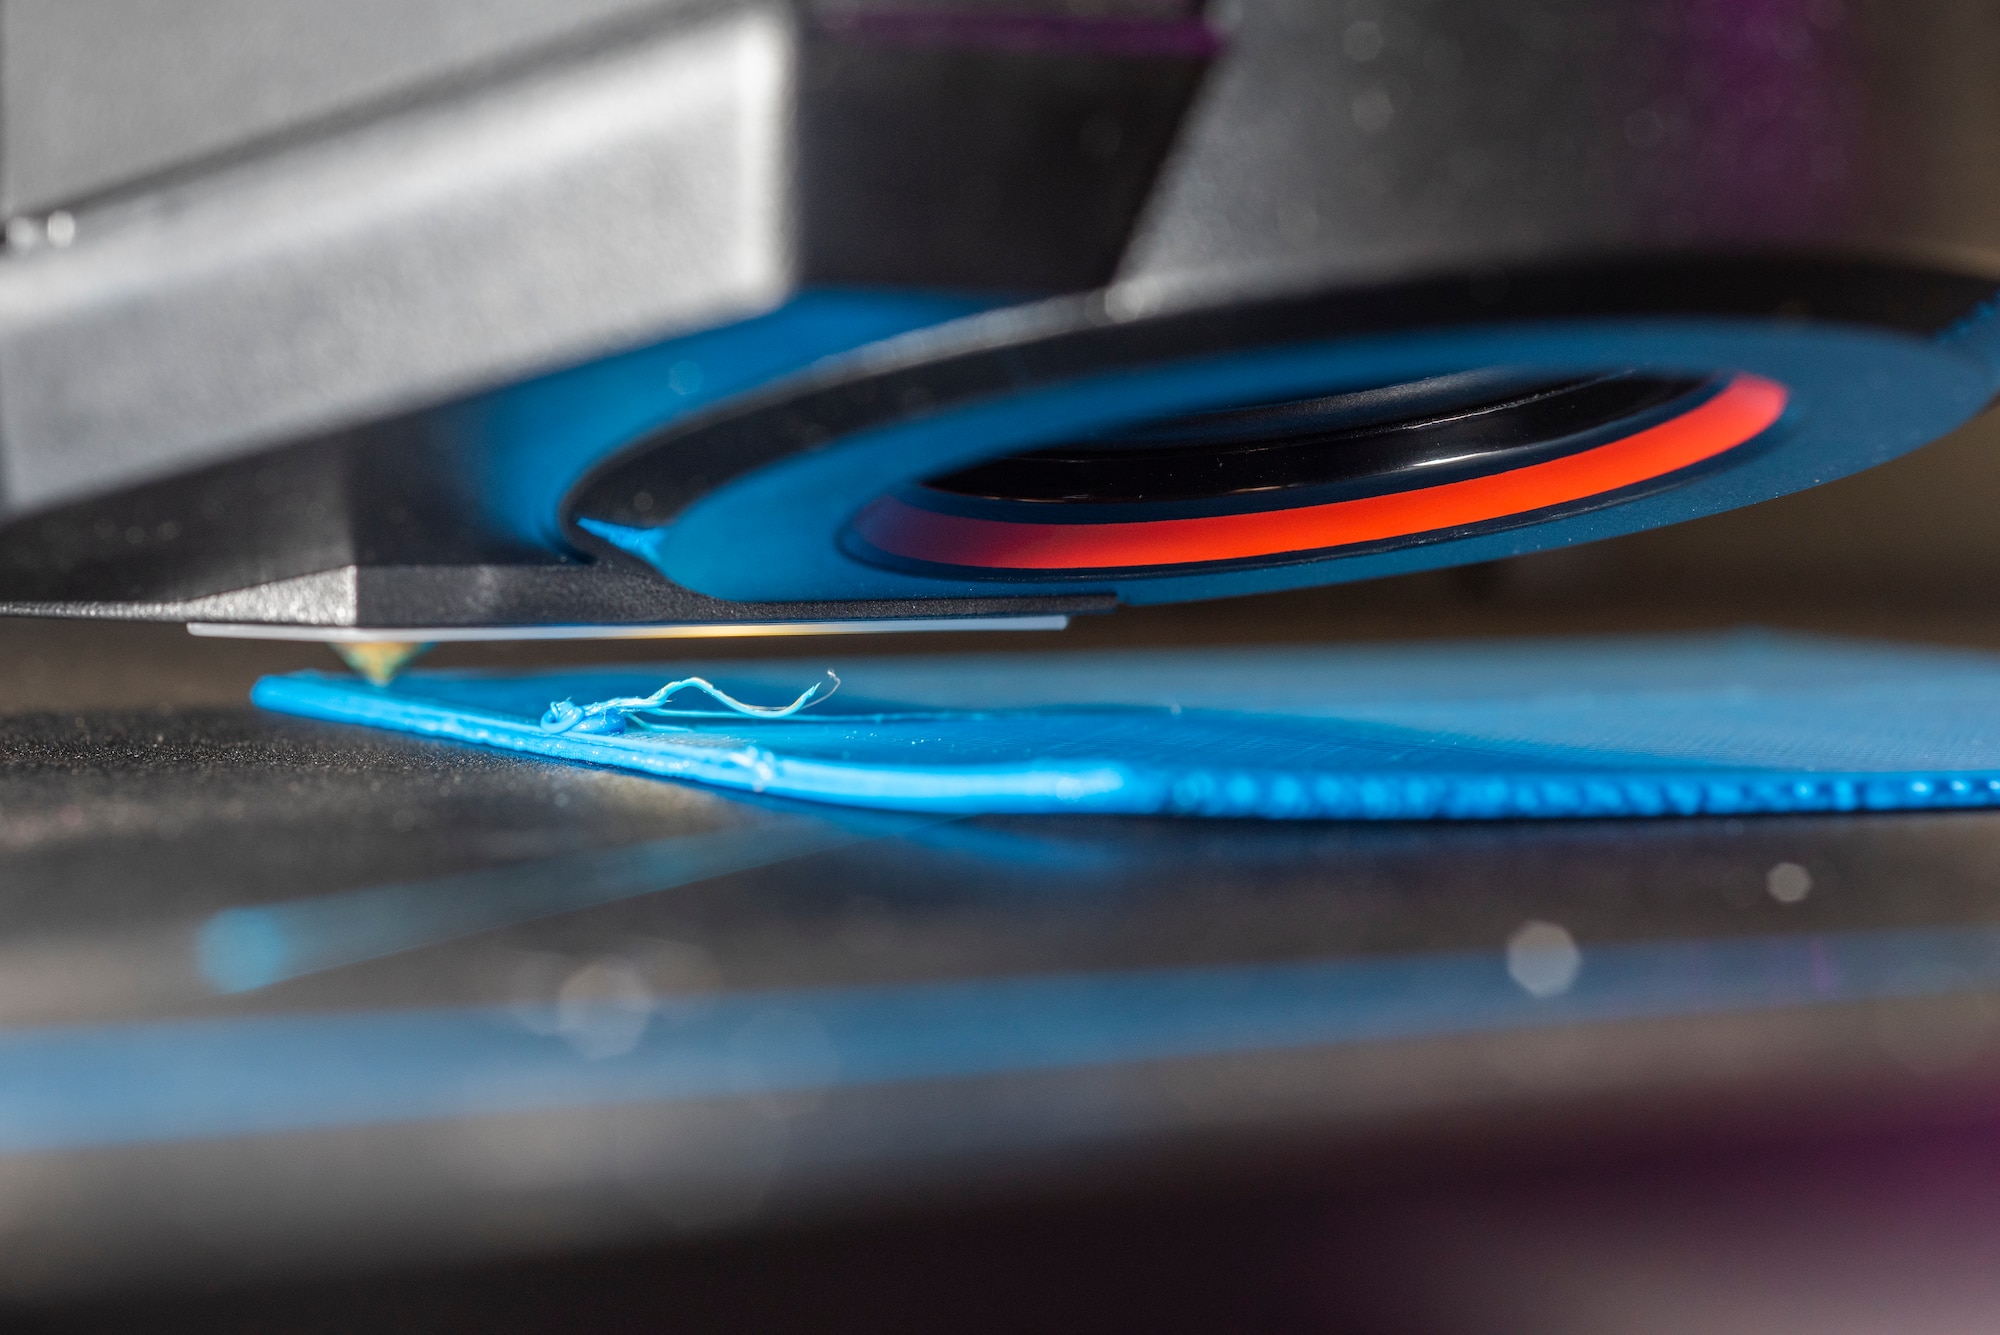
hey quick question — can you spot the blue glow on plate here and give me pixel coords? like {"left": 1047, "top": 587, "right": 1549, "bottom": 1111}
{"left": 4, "top": 922, "right": 2000, "bottom": 1153}
{"left": 198, "top": 809, "right": 931, "bottom": 993}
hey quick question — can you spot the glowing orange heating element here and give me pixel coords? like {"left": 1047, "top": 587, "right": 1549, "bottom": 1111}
{"left": 855, "top": 373, "right": 1789, "bottom": 572}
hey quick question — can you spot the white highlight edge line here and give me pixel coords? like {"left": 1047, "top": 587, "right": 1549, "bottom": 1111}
{"left": 187, "top": 616, "right": 1070, "bottom": 644}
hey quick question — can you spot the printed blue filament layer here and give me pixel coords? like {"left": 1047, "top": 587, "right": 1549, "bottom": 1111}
{"left": 251, "top": 633, "right": 2000, "bottom": 820}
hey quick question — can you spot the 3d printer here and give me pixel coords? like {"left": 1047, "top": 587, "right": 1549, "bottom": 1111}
{"left": 0, "top": 0, "right": 1994, "bottom": 655}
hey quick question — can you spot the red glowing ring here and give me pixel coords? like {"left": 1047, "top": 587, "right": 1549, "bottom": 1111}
{"left": 852, "top": 372, "right": 1788, "bottom": 572}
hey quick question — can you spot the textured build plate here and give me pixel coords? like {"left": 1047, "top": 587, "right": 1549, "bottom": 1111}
{"left": 257, "top": 633, "right": 2000, "bottom": 819}
{"left": 12, "top": 688, "right": 2000, "bottom": 1321}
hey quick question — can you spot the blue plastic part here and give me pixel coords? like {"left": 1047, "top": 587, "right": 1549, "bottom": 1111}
{"left": 1941, "top": 291, "right": 2000, "bottom": 380}
{"left": 450, "top": 287, "right": 1006, "bottom": 553}
{"left": 255, "top": 632, "right": 2000, "bottom": 820}
{"left": 620, "top": 314, "right": 2000, "bottom": 605}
